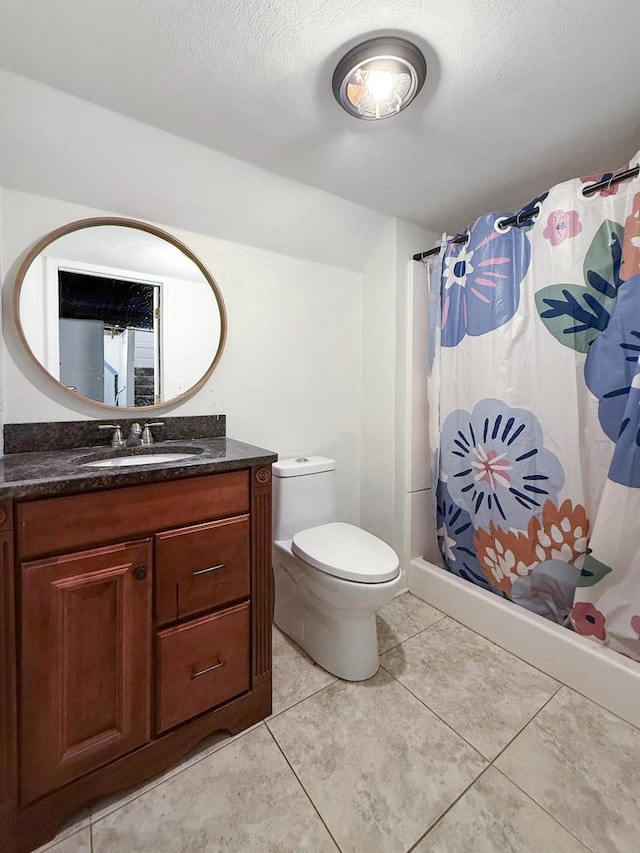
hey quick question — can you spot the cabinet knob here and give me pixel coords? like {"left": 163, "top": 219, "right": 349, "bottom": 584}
{"left": 133, "top": 565, "right": 147, "bottom": 581}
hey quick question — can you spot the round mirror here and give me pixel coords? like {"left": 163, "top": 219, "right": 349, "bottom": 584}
{"left": 13, "top": 217, "right": 227, "bottom": 410}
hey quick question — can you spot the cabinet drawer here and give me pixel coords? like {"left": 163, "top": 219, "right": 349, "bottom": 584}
{"left": 156, "top": 602, "right": 250, "bottom": 733}
{"left": 155, "top": 515, "right": 250, "bottom": 625}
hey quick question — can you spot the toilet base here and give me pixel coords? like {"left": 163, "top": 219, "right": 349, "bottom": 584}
{"left": 273, "top": 540, "right": 401, "bottom": 681}
{"left": 276, "top": 604, "right": 380, "bottom": 681}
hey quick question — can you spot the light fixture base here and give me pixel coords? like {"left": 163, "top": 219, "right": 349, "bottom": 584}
{"left": 332, "top": 36, "right": 427, "bottom": 121}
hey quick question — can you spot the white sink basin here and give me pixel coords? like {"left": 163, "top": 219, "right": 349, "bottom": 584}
{"left": 83, "top": 452, "right": 196, "bottom": 468}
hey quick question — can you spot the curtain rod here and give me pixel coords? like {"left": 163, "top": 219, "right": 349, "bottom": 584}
{"left": 412, "top": 164, "right": 640, "bottom": 262}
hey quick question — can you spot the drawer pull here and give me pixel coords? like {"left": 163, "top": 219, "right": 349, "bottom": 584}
{"left": 192, "top": 563, "right": 225, "bottom": 577}
{"left": 191, "top": 659, "right": 225, "bottom": 678}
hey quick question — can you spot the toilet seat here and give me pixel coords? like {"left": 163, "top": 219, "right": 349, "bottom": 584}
{"left": 291, "top": 522, "right": 399, "bottom": 584}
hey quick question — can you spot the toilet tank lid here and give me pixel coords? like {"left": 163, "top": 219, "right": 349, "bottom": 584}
{"left": 272, "top": 456, "right": 335, "bottom": 477}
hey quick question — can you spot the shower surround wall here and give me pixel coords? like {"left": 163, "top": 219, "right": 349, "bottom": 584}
{"left": 360, "top": 218, "right": 436, "bottom": 582}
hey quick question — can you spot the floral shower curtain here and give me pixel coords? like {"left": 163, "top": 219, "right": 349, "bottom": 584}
{"left": 429, "top": 152, "right": 640, "bottom": 663}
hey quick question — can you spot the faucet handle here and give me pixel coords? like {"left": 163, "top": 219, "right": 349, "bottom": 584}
{"left": 98, "top": 424, "right": 124, "bottom": 448}
{"left": 141, "top": 422, "right": 165, "bottom": 446}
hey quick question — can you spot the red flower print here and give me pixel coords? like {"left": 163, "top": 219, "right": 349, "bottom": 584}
{"left": 543, "top": 210, "right": 583, "bottom": 246}
{"left": 571, "top": 602, "right": 606, "bottom": 641}
{"left": 474, "top": 522, "right": 535, "bottom": 596}
{"left": 527, "top": 500, "right": 589, "bottom": 569}
{"left": 631, "top": 615, "right": 640, "bottom": 638}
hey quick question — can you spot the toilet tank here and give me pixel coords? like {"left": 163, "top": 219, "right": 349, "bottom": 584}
{"left": 272, "top": 456, "right": 337, "bottom": 541}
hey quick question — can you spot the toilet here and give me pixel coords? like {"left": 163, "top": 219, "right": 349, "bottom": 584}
{"left": 272, "top": 456, "right": 401, "bottom": 681}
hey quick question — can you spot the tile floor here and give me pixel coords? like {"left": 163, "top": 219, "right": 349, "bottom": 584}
{"left": 38, "top": 593, "right": 640, "bottom": 853}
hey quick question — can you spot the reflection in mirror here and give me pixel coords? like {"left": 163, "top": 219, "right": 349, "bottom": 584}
{"left": 16, "top": 219, "right": 226, "bottom": 409}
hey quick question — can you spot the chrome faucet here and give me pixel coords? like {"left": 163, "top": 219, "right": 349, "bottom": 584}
{"left": 99, "top": 421, "right": 164, "bottom": 448}
{"left": 126, "top": 422, "right": 143, "bottom": 447}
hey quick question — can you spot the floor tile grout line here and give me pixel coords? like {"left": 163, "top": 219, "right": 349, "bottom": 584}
{"left": 379, "top": 650, "right": 565, "bottom": 765}
{"left": 488, "top": 684, "right": 598, "bottom": 852}
{"left": 439, "top": 609, "right": 640, "bottom": 732}
{"left": 78, "top": 599, "right": 613, "bottom": 846}
{"left": 405, "top": 764, "right": 494, "bottom": 852}
{"left": 271, "top": 643, "right": 584, "bottom": 853}
{"left": 89, "top": 722, "right": 267, "bottom": 826}
{"left": 490, "top": 682, "right": 563, "bottom": 765}
{"left": 268, "top": 675, "right": 339, "bottom": 721}
{"left": 432, "top": 612, "right": 563, "bottom": 689}
{"left": 490, "top": 766, "right": 597, "bottom": 853}
{"left": 402, "top": 594, "right": 640, "bottom": 736}
{"left": 404, "top": 682, "right": 583, "bottom": 853}
{"left": 270, "top": 647, "right": 584, "bottom": 853}
{"left": 377, "top": 612, "right": 446, "bottom": 656}
{"left": 378, "top": 658, "right": 492, "bottom": 759}
{"left": 264, "top": 723, "right": 344, "bottom": 852}
{"left": 484, "top": 684, "right": 599, "bottom": 851}
{"left": 378, "top": 612, "right": 572, "bottom": 760}
{"left": 87, "top": 617, "right": 432, "bottom": 833}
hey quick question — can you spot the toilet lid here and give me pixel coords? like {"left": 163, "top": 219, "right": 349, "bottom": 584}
{"left": 292, "top": 522, "right": 399, "bottom": 583}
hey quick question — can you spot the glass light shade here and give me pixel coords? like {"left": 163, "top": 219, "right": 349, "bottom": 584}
{"left": 333, "top": 37, "right": 426, "bottom": 120}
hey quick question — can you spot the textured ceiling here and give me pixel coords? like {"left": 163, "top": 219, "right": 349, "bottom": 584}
{"left": 1, "top": 0, "right": 639, "bottom": 232}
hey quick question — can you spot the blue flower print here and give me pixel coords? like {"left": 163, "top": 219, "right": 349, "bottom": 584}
{"left": 606, "top": 385, "right": 640, "bottom": 487}
{"left": 441, "top": 213, "right": 531, "bottom": 347}
{"left": 585, "top": 274, "right": 640, "bottom": 486}
{"left": 436, "top": 481, "right": 498, "bottom": 593}
{"left": 440, "top": 399, "right": 565, "bottom": 531}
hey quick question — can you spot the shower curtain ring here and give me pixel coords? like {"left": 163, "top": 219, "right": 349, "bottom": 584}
{"left": 606, "top": 172, "right": 617, "bottom": 193}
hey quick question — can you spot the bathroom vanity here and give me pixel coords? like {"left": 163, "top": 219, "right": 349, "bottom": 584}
{"left": 0, "top": 426, "right": 276, "bottom": 853}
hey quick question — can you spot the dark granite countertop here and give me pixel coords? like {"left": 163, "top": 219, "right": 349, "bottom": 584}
{"left": 0, "top": 438, "right": 278, "bottom": 500}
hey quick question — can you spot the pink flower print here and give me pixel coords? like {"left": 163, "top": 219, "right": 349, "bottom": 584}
{"left": 631, "top": 615, "right": 640, "bottom": 638}
{"left": 543, "top": 210, "right": 583, "bottom": 246}
{"left": 621, "top": 191, "right": 640, "bottom": 281}
{"left": 571, "top": 602, "right": 606, "bottom": 640}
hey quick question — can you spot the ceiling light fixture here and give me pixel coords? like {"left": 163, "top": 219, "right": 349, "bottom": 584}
{"left": 332, "top": 36, "right": 426, "bottom": 121}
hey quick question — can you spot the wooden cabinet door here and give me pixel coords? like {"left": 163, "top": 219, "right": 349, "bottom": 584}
{"left": 20, "top": 539, "right": 152, "bottom": 804}
{"left": 0, "top": 527, "right": 16, "bottom": 846}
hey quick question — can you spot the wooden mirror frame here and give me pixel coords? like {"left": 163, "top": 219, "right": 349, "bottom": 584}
{"left": 12, "top": 217, "right": 228, "bottom": 412}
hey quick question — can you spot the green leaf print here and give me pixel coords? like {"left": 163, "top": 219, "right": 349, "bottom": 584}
{"left": 576, "top": 553, "right": 613, "bottom": 587}
{"left": 536, "top": 219, "right": 624, "bottom": 351}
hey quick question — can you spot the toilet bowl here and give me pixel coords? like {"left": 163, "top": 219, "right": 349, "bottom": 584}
{"left": 272, "top": 457, "right": 401, "bottom": 681}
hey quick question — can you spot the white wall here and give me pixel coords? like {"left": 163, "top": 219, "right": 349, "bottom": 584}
{"left": 360, "top": 220, "right": 397, "bottom": 545}
{"left": 0, "top": 69, "right": 389, "bottom": 274}
{"left": 359, "top": 218, "right": 437, "bottom": 580}
{"left": 1, "top": 188, "right": 364, "bottom": 523}
{"left": 395, "top": 221, "right": 439, "bottom": 570}
{"left": 0, "top": 68, "right": 440, "bottom": 569}
{"left": 407, "top": 259, "right": 440, "bottom": 567}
